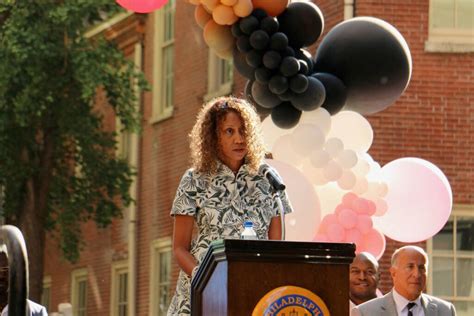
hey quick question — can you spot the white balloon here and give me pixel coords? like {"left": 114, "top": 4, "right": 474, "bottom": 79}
{"left": 261, "top": 116, "right": 294, "bottom": 152}
{"left": 352, "top": 177, "right": 369, "bottom": 195}
{"left": 353, "top": 154, "right": 371, "bottom": 176}
{"left": 265, "top": 159, "right": 322, "bottom": 241}
{"left": 290, "top": 124, "right": 325, "bottom": 156}
{"left": 272, "top": 134, "right": 303, "bottom": 166}
{"left": 323, "top": 160, "right": 343, "bottom": 181}
{"left": 310, "top": 149, "right": 331, "bottom": 168}
{"left": 325, "top": 137, "right": 344, "bottom": 158}
{"left": 327, "top": 110, "right": 374, "bottom": 153}
{"left": 299, "top": 108, "right": 332, "bottom": 135}
{"left": 337, "top": 170, "right": 356, "bottom": 190}
{"left": 336, "top": 149, "right": 358, "bottom": 169}
{"left": 315, "top": 182, "right": 346, "bottom": 217}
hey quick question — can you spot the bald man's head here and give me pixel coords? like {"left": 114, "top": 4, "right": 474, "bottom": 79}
{"left": 349, "top": 252, "right": 379, "bottom": 305}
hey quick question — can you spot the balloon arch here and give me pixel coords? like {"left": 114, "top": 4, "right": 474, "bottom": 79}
{"left": 117, "top": 0, "right": 452, "bottom": 260}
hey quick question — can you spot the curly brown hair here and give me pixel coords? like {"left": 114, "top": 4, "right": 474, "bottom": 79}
{"left": 189, "top": 96, "right": 266, "bottom": 174}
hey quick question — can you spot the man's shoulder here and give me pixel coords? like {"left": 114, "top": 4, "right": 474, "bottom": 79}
{"left": 27, "top": 300, "right": 48, "bottom": 315}
{"left": 422, "top": 293, "right": 455, "bottom": 311}
{"left": 354, "top": 293, "right": 394, "bottom": 315}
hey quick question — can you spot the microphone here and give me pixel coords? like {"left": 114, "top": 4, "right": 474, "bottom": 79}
{"left": 260, "top": 165, "right": 286, "bottom": 191}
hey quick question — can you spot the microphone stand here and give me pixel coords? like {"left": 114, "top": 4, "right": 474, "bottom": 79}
{"left": 271, "top": 190, "right": 286, "bottom": 241}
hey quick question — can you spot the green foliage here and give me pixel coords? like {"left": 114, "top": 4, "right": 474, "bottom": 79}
{"left": 0, "top": 1, "right": 148, "bottom": 262}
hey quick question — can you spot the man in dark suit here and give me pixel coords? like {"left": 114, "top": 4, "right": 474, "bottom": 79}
{"left": 352, "top": 245, "right": 456, "bottom": 316}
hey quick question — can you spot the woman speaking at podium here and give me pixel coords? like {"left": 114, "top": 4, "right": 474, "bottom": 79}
{"left": 167, "top": 96, "right": 293, "bottom": 315}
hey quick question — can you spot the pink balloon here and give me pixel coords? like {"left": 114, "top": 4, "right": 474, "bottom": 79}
{"left": 116, "top": 0, "right": 169, "bottom": 13}
{"left": 313, "top": 233, "right": 330, "bottom": 242}
{"left": 345, "top": 228, "right": 363, "bottom": 246}
{"left": 318, "top": 214, "right": 338, "bottom": 234}
{"left": 327, "top": 223, "right": 345, "bottom": 242}
{"left": 337, "top": 208, "right": 357, "bottom": 229}
{"left": 356, "top": 214, "right": 373, "bottom": 234}
{"left": 342, "top": 192, "right": 358, "bottom": 207}
{"left": 374, "top": 158, "right": 452, "bottom": 242}
{"left": 357, "top": 228, "right": 386, "bottom": 260}
{"left": 266, "top": 159, "right": 321, "bottom": 241}
{"left": 352, "top": 197, "right": 369, "bottom": 214}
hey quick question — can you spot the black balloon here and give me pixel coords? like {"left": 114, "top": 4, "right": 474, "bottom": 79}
{"left": 289, "top": 74, "right": 309, "bottom": 94}
{"left": 278, "top": 89, "right": 294, "bottom": 101}
{"left": 233, "top": 48, "right": 255, "bottom": 80}
{"left": 261, "top": 16, "right": 279, "bottom": 35}
{"left": 269, "top": 75, "right": 289, "bottom": 95}
{"left": 281, "top": 46, "right": 295, "bottom": 57}
{"left": 270, "top": 32, "right": 288, "bottom": 51}
{"left": 280, "top": 57, "right": 300, "bottom": 77}
{"left": 295, "top": 49, "right": 314, "bottom": 73}
{"left": 245, "top": 80, "right": 272, "bottom": 116}
{"left": 271, "top": 102, "right": 302, "bottom": 129}
{"left": 240, "top": 15, "right": 260, "bottom": 35}
{"left": 298, "top": 60, "right": 309, "bottom": 75}
{"left": 263, "top": 50, "right": 282, "bottom": 69}
{"left": 237, "top": 36, "right": 251, "bottom": 52}
{"left": 246, "top": 49, "right": 263, "bottom": 68}
{"left": 249, "top": 30, "right": 270, "bottom": 50}
{"left": 314, "top": 17, "right": 412, "bottom": 114}
{"left": 255, "top": 67, "right": 273, "bottom": 84}
{"left": 231, "top": 23, "right": 244, "bottom": 38}
{"left": 311, "top": 72, "right": 347, "bottom": 115}
{"left": 291, "top": 76, "right": 326, "bottom": 111}
{"left": 251, "top": 81, "right": 282, "bottom": 109}
{"left": 252, "top": 8, "right": 268, "bottom": 20}
{"left": 277, "top": 2, "right": 324, "bottom": 48}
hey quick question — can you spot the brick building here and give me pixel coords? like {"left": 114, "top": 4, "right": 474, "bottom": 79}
{"left": 42, "top": 0, "right": 473, "bottom": 315}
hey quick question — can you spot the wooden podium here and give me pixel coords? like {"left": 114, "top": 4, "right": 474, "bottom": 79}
{"left": 191, "top": 239, "right": 355, "bottom": 315}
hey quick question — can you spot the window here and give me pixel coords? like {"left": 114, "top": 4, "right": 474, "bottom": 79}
{"left": 71, "top": 269, "right": 88, "bottom": 316}
{"left": 426, "top": 0, "right": 474, "bottom": 52}
{"left": 151, "top": 0, "right": 176, "bottom": 123}
{"left": 204, "top": 51, "right": 234, "bottom": 101}
{"left": 41, "top": 276, "right": 51, "bottom": 312}
{"left": 149, "top": 238, "right": 172, "bottom": 316}
{"left": 428, "top": 205, "right": 474, "bottom": 316}
{"left": 111, "top": 261, "right": 129, "bottom": 316}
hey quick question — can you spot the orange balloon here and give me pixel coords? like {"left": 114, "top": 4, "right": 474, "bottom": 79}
{"left": 233, "top": 0, "right": 253, "bottom": 18}
{"left": 214, "top": 46, "right": 233, "bottom": 60}
{"left": 188, "top": 0, "right": 200, "bottom": 5}
{"left": 203, "top": 20, "right": 235, "bottom": 52}
{"left": 195, "top": 5, "right": 212, "bottom": 29}
{"left": 213, "top": 4, "right": 239, "bottom": 25}
{"left": 252, "top": 0, "right": 289, "bottom": 17}
{"left": 201, "top": 0, "right": 219, "bottom": 12}
{"left": 221, "top": 0, "right": 238, "bottom": 5}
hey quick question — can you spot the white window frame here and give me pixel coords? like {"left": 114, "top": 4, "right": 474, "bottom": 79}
{"left": 151, "top": 0, "right": 176, "bottom": 123}
{"left": 204, "top": 50, "right": 234, "bottom": 101}
{"left": 427, "top": 204, "right": 474, "bottom": 311}
{"left": 425, "top": 0, "right": 474, "bottom": 52}
{"left": 41, "top": 275, "right": 52, "bottom": 312}
{"left": 110, "top": 261, "right": 129, "bottom": 316}
{"left": 71, "top": 268, "right": 88, "bottom": 316}
{"left": 149, "top": 237, "right": 172, "bottom": 316}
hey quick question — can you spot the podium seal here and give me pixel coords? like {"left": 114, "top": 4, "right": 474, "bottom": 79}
{"left": 252, "top": 285, "right": 330, "bottom": 316}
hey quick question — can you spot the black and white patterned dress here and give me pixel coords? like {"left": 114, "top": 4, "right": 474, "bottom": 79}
{"left": 167, "top": 162, "right": 293, "bottom": 315}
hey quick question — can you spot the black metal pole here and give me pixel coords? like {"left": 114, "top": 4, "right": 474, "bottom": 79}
{"left": 0, "top": 225, "right": 28, "bottom": 316}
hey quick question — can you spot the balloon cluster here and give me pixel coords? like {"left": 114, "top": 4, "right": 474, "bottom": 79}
{"left": 315, "top": 192, "right": 386, "bottom": 259}
{"left": 186, "top": 0, "right": 412, "bottom": 128}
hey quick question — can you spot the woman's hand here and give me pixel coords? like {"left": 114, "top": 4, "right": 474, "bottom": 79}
{"left": 172, "top": 215, "right": 197, "bottom": 276}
